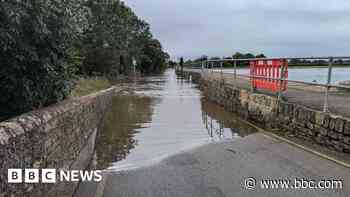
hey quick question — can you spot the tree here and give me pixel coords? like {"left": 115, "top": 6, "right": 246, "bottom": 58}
{"left": 194, "top": 55, "right": 208, "bottom": 62}
{"left": 210, "top": 57, "right": 220, "bottom": 60}
{"left": 221, "top": 62, "right": 232, "bottom": 68}
{"left": 168, "top": 60, "right": 177, "bottom": 68}
{"left": 244, "top": 53, "right": 255, "bottom": 59}
{"left": 231, "top": 52, "right": 266, "bottom": 66}
{"left": 0, "top": 0, "right": 79, "bottom": 120}
{"left": 0, "top": 0, "right": 169, "bottom": 121}
{"left": 80, "top": 0, "right": 168, "bottom": 76}
{"left": 256, "top": 54, "right": 266, "bottom": 58}
{"left": 139, "top": 39, "right": 169, "bottom": 73}
{"left": 289, "top": 59, "right": 301, "bottom": 65}
{"left": 232, "top": 52, "right": 245, "bottom": 59}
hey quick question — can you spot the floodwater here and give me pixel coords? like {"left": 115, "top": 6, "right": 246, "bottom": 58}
{"left": 93, "top": 69, "right": 258, "bottom": 172}
{"left": 220, "top": 67, "right": 350, "bottom": 84}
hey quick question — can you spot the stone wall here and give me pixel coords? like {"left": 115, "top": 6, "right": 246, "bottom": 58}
{"left": 184, "top": 71, "right": 350, "bottom": 154}
{"left": 0, "top": 87, "right": 116, "bottom": 197}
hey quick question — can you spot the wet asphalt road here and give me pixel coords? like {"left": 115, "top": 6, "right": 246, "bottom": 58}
{"left": 76, "top": 133, "right": 350, "bottom": 197}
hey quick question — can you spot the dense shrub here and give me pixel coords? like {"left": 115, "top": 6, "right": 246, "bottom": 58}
{"left": 0, "top": 1, "right": 76, "bottom": 120}
{"left": 0, "top": 0, "right": 169, "bottom": 121}
{"left": 81, "top": 0, "right": 169, "bottom": 75}
{"left": 139, "top": 39, "right": 170, "bottom": 73}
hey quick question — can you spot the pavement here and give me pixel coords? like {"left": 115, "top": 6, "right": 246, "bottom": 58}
{"left": 75, "top": 133, "right": 350, "bottom": 197}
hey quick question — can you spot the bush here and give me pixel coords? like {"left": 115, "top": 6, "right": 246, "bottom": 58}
{"left": 0, "top": 0, "right": 169, "bottom": 121}
{"left": 0, "top": 1, "right": 75, "bottom": 121}
{"left": 70, "top": 78, "right": 111, "bottom": 98}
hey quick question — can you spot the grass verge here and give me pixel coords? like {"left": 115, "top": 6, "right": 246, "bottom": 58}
{"left": 70, "top": 77, "right": 112, "bottom": 98}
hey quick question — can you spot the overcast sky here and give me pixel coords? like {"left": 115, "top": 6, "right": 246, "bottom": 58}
{"left": 125, "top": 0, "right": 350, "bottom": 60}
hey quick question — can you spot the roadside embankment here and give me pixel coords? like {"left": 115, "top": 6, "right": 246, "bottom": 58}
{"left": 70, "top": 77, "right": 112, "bottom": 98}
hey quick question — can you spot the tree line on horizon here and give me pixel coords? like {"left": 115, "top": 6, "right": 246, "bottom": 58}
{"left": 185, "top": 52, "right": 266, "bottom": 67}
{"left": 183, "top": 53, "right": 350, "bottom": 67}
{"left": 0, "top": 0, "right": 169, "bottom": 121}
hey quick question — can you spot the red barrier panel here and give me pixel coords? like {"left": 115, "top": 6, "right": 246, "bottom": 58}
{"left": 249, "top": 59, "right": 288, "bottom": 92}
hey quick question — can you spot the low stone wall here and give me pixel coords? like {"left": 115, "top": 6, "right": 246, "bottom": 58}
{"left": 183, "top": 71, "right": 350, "bottom": 154}
{"left": 0, "top": 87, "right": 116, "bottom": 197}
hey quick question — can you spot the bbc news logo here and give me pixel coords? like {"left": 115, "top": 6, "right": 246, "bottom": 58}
{"left": 8, "top": 169, "right": 102, "bottom": 184}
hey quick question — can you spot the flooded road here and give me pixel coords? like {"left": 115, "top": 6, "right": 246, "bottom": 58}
{"left": 94, "top": 69, "right": 257, "bottom": 172}
{"left": 75, "top": 69, "right": 350, "bottom": 197}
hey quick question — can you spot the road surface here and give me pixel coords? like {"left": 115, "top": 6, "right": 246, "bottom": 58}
{"left": 76, "top": 133, "right": 350, "bottom": 197}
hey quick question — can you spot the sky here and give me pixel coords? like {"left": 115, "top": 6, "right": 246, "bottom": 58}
{"left": 124, "top": 0, "right": 350, "bottom": 60}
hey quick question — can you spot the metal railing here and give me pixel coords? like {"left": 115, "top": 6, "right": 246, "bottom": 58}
{"left": 185, "top": 56, "right": 350, "bottom": 113}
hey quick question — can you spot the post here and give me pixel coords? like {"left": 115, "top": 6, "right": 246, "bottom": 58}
{"left": 277, "top": 59, "right": 286, "bottom": 102}
{"left": 180, "top": 57, "right": 184, "bottom": 74}
{"left": 220, "top": 61, "right": 223, "bottom": 71}
{"left": 250, "top": 60, "right": 255, "bottom": 93}
{"left": 220, "top": 58, "right": 224, "bottom": 79}
{"left": 201, "top": 61, "right": 204, "bottom": 76}
{"left": 234, "top": 60, "right": 237, "bottom": 81}
{"left": 323, "top": 57, "right": 333, "bottom": 112}
{"left": 210, "top": 117, "right": 213, "bottom": 137}
{"left": 132, "top": 57, "right": 136, "bottom": 76}
{"left": 204, "top": 61, "right": 209, "bottom": 77}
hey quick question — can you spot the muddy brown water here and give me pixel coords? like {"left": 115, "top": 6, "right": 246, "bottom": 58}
{"left": 93, "top": 69, "right": 258, "bottom": 171}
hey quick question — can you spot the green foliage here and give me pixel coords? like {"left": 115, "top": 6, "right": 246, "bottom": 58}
{"left": 0, "top": 0, "right": 168, "bottom": 121}
{"left": 232, "top": 52, "right": 263, "bottom": 59}
{"left": 81, "top": 0, "right": 169, "bottom": 75}
{"left": 232, "top": 52, "right": 266, "bottom": 67}
{"left": 0, "top": 0, "right": 77, "bottom": 120}
{"left": 223, "top": 62, "right": 233, "bottom": 68}
{"left": 256, "top": 54, "right": 266, "bottom": 58}
{"left": 70, "top": 77, "right": 111, "bottom": 98}
{"left": 139, "top": 39, "right": 169, "bottom": 73}
{"left": 188, "top": 52, "right": 267, "bottom": 68}
{"left": 168, "top": 60, "right": 177, "bottom": 67}
{"left": 193, "top": 55, "right": 208, "bottom": 62}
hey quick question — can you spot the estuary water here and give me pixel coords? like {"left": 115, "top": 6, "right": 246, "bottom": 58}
{"left": 220, "top": 67, "right": 350, "bottom": 84}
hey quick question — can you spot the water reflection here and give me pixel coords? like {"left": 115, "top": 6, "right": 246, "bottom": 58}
{"left": 93, "top": 70, "right": 257, "bottom": 171}
{"left": 201, "top": 99, "right": 258, "bottom": 141}
{"left": 94, "top": 93, "right": 159, "bottom": 169}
